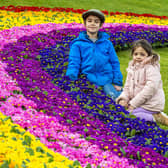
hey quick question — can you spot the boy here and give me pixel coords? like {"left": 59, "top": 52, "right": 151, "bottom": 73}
{"left": 66, "top": 9, "right": 123, "bottom": 100}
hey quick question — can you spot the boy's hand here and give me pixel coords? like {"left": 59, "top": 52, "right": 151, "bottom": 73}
{"left": 114, "top": 85, "right": 122, "bottom": 91}
{"left": 69, "top": 74, "right": 77, "bottom": 81}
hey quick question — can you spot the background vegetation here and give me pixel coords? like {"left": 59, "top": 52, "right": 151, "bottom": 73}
{"left": 0, "top": 0, "right": 168, "bottom": 16}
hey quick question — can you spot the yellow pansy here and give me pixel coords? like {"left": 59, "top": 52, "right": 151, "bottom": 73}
{"left": 0, "top": 112, "right": 82, "bottom": 168}
{"left": 0, "top": 10, "right": 168, "bottom": 30}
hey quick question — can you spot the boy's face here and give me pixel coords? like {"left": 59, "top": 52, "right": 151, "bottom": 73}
{"left": 84, "top": 15, "right": 102, "bottom": 35}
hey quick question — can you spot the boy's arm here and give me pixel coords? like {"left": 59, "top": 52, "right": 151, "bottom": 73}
{"left": 66, "top": 44, "right": 81, "bottom": 80}
{"left": 109, "top": 42, "right": 123, "bottom": 86}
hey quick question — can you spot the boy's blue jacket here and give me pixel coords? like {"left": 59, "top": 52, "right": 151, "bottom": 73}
{"left": 66, "top": 31, "right": 123, "bottom": 86}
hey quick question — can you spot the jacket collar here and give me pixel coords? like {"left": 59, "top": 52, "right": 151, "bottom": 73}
{"left": 129, "top": 56, "right": 160, "bottom": 69}
{"left": 78, "top": 31, "right": 110, "bottom": 42}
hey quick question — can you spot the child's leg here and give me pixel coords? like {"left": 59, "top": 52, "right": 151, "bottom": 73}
{"left": 103, "top": 83, "right": 122, "bottom": 100}
{"left": 131, "top": 107, "right": 157, "bottom": 122}
{"left": 153, "top": 112, "right": 168, "bottom": 126}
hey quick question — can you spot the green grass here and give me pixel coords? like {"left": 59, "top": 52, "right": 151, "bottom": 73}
{"left": 0, "top": 0, "right": 168, "bottom": 128}
{"left": 0, "top": 0, "right": 168, "bottom": 16}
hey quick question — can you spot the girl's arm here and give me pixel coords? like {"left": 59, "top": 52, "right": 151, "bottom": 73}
{"left": 116, "top": 71, "right": 131, "bottom": 104}
{"left": 130, "top": 65, "right": 161, "bottom": 108}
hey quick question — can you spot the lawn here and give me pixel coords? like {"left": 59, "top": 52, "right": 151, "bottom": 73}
{"left": 0, "top": 0, "right": 168, "bottom": 16}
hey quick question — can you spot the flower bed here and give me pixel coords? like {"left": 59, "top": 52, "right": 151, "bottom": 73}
{"left": 0, "top": 113, "right": 79, "bottom": 168}
{"left": 0, "top": 6, "right": 168, "bottom": 168}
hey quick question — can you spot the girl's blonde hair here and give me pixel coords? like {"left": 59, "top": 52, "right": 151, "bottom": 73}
{"left": 131, "top": 39, "right": 159, "bottom": 64}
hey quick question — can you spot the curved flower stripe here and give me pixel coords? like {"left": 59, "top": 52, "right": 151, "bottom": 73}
{"left": 0, "top": 22, "right": 168, "bottom": 50}
{"left": 0, "top": 61, "right": 21, "bottom": 98}
{"left": 0, "top": 60, "right": 137, "bottom": 168}
{"left": 1, "top": 32, "right": 168, "bottom": 167}
{"left": 0, "top": 9, "right": 168, "bottom": 31}
{"left": 0, "top": 5, "right": 168, "bottom": 20}
{"left": 0, "top": 113, "right": 79, "bottom": 168}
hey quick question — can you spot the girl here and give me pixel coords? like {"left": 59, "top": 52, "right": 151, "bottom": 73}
{"left": 116, "top": 39, "right": 168, "bottom": 125}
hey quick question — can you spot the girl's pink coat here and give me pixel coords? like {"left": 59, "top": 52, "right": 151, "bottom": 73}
{"left": 117, "top": 56, "right": 165, "bottom": 112}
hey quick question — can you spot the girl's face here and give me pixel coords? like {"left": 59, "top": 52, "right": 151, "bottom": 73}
{"left": 132, "top": 46, "right": 148, "bottom": 63}
{"left": 84, "top": 15, "right": 102, "bottom": 35}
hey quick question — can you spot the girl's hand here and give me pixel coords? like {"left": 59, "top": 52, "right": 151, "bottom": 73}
{"left": 118, "top": 99, "right": 128, "bottom": 108}
{"left": 128, "top": 105, "right": 134, "bottom": 112}
{"left": 114, "top": 85, "right": 122, "bottom": 91}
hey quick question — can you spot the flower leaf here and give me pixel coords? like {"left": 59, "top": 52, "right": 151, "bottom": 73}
{"left": 130, "top": 129, "right": 136, "bottom": 136}
{"left": 120, "top": 147, "right": 126, "bottom": 156}
{"left": 137, "top": 151, "right": 141, "bottom": 160}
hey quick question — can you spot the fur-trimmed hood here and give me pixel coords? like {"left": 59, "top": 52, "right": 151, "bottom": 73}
{"left": 128, "top": 54, "right": 160, "bottom": 69}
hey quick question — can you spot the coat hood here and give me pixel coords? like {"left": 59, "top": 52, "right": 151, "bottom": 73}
{"left": 128, "top": 54, "right": 160, "bottom": 69}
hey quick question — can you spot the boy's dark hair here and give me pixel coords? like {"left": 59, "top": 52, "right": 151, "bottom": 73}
{"left": 82, "top": 9, "right": 105, "bottom": 23}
